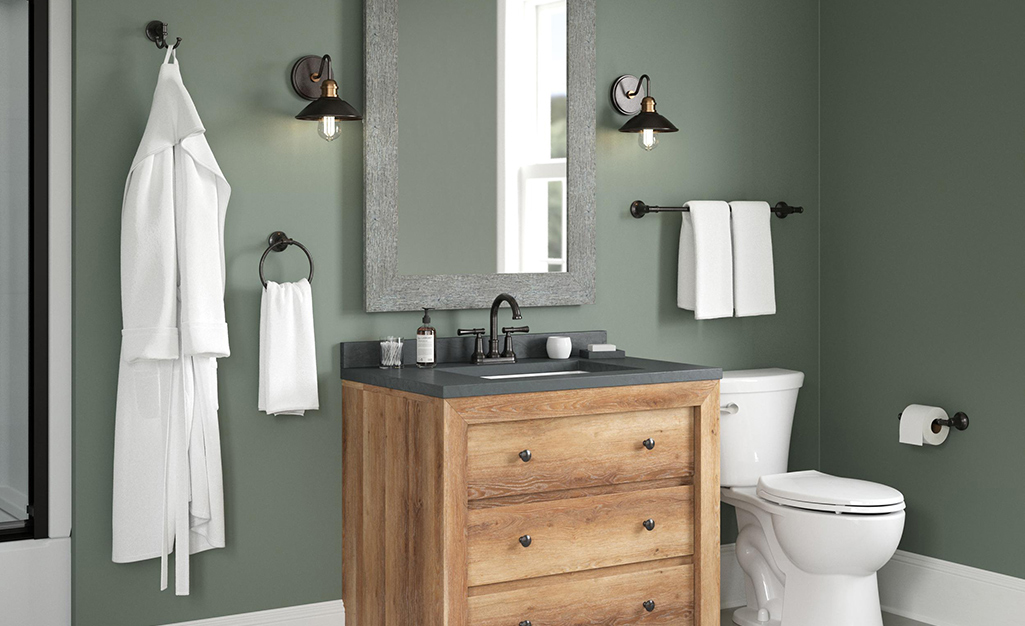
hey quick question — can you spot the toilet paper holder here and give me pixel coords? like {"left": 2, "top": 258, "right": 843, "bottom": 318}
{"left": 898, "top": 410, "right": 970, "bottom": 433}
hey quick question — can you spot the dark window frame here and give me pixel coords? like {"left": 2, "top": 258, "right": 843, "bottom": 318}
{"left": 0, "top": 0, "right": 49, "bottom": 544}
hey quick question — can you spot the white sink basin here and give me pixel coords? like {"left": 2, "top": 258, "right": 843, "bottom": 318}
{"left": 479, "top": 370, "right": 590, "bottom": 380}
{"left": 436, "top": 358, "right": 636, "bottom": 380}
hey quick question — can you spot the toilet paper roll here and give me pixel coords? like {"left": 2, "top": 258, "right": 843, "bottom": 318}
{"left": 899, "top": 404, "right": 949, "bottom": 446}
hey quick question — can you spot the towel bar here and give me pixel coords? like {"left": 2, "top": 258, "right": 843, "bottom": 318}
{"left": 630, "top": 200, "right": 804, "bottom": 219}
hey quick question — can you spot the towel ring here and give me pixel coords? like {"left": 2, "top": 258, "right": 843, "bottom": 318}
{"left": 260, "top": 231, "right": 314, "bottom": 288}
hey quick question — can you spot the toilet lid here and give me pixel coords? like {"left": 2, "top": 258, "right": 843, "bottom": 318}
{"left": 757, "top": 470, "right": 906, "bottom": 514}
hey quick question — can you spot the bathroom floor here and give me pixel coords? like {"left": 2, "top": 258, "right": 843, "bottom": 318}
{"left": 721, "top": 608, "right": 930, "bottom": 626}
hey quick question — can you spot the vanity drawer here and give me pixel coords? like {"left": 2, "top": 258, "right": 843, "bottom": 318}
{"left": 467, "top": 562, "right": 694, "bottom": 626}
{"left": 467, "top": 486, "right": 693, "bottom": 587}
{"left": 466, "top": 408, "right": 694, "bottom": 500}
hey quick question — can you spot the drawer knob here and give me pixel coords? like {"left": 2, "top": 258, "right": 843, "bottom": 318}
{"left": 518, "top": 534, "right": 532, "bottom": 548}
{"left": 519, "top": 622, "right": 532, "bottom": 626}
{"left": 643, "top": 518, "right": 655, "bottom": 531}
{"left": 643, "top": 599, "right": 656, "bottom": 612}
{"left": 642, "top": 438, "right": 655, "bottom": 450}
{"left": 519, "top": 449, "right": 532, "bottom": 463}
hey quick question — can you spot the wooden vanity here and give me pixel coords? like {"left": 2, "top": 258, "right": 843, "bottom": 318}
{"left": 342, "top": 378, "right": 720, "bottom": 625}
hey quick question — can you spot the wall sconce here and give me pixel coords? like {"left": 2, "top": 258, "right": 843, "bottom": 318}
{"left": 610, "top": 74, "right": 677, "bottom": 151}
{"left": 291, "top": 54, "right": 362, "bottom": 141}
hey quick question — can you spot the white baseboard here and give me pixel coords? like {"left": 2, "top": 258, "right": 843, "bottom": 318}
{"left": 879, "top": 550, "right": 1025, "bottom": 626}
{"left": 722, "top": 543, "right": 1025, "bottom": 625}
{"left": 159, "top": 600, "right": 344, "bottom": 626}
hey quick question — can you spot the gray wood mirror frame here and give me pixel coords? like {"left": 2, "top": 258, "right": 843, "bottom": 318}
{"left": 363, "top": 0, "right": 596, "bottom": 312}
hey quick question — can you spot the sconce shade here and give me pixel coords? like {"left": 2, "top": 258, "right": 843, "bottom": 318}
{"left": 617, "top": 96, "right": 678, "bottom": 134}
{"left": 295, "top": 84, "right": 363, "bottom": 121}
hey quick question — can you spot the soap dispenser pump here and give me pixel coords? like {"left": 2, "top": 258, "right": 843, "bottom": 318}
{"left": 416, "top": 307, "right": 436, "bottom": 368}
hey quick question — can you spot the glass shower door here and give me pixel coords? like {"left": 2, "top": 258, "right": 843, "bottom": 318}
{"left": 0, "top": 0, "right": 31, "bottom": 531}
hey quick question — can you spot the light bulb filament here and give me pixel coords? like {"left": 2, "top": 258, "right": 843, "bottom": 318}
{"left": 640, "top": 128, "right": 658, "bottom": 151}
{"left": 318, "top": 116, "right": 340, "bottom": 142}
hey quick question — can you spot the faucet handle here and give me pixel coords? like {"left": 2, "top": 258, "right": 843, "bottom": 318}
{"left": 501, "top": 326, "right": 529, "bottom": 359}
{"left": 458, "top": 328, "right": 487, "bottom": 364}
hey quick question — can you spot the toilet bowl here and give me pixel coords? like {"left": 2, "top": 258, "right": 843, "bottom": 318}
{"left": 720, "top": 369, "right": 905, "bottom": 626}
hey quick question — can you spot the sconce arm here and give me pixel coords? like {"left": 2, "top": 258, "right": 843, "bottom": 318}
{"left": 626, "top": 74, "right": 651, "bottom": 98}
{"left": 312, "top": 54, "right": 333, "bottom": 82}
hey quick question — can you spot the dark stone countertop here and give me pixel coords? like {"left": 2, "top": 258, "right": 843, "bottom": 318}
{"left": 339, "top": 331, "right": 721, "bottom": 399}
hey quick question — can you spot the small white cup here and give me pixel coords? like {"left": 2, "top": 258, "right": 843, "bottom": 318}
{"left": 546, "top": 336, "right": 573, "bottom": 359}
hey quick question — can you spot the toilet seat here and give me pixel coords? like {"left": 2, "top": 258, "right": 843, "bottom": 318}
{"left": 757, "top": 470, "right": 905, "bottom": 515}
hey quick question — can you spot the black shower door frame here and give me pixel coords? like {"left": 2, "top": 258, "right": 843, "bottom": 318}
{"left": 0, "top": 0, "right": 49, "bottom": 543}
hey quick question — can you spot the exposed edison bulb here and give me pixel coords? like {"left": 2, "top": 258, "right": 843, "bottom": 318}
{"left": 639, "top": 128, "right": 659, "bottom": 151}
{"left": 318, "top": 116, "right": 342, "bottom": 142}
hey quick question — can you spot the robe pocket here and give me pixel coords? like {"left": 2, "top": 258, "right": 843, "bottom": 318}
{"left": 131, "top": 361, "right": 165, "bottom": 420}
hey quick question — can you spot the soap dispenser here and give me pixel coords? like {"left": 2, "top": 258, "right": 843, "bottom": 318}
{"left": 416, "top": 307, "right": 436, "bottom": 368}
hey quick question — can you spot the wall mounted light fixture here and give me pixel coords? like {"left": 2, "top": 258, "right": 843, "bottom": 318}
{"left": 291, "top": 54, "right": 362, "bottom": 142}
{"left": 610, "top": 74, "right": 677, "bottom": 151}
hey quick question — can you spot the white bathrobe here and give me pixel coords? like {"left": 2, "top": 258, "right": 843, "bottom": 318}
{"left": 112, "top": 46, "right": 231, "bottom": 596}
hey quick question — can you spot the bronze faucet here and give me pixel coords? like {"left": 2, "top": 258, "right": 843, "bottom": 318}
{"left": 457, "top": 293, "right": 529, "bottom": 364}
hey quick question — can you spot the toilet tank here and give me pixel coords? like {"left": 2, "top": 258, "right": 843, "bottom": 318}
{"left": 719, "top": 368, "right": 805, "bottom": 488}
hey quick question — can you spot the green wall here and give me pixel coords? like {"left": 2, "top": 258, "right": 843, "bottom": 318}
{"left": 820, "top": 0, "right": 1025, "bottom": 579}
{"left": 72, "top": 1, "right": 819, "bottom": 624}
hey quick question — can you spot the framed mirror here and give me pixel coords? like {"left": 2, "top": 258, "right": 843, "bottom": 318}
{"left": 364, "top": 0, "right": 596, "bottom": 312}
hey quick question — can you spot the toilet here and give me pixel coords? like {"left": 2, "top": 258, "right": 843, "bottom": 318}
{"left": 720, "top": 369, "right": 905, "bottom": 626}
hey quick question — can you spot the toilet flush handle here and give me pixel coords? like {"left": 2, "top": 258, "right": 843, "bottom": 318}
{"left": 721, "top": 403, "right": 739, "bottom": 415}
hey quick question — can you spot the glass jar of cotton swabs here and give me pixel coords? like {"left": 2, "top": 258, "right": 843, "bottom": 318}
{"left": 379, "top": 336, "right": 404, "bottom": 369}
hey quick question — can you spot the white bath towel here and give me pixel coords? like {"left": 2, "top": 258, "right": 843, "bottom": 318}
{"left": 259, "top": 279, "right": 319, "bottom": 416}
{"left": 678, "top": 201, "right": 733, "bottom": 319}
{"left": 730, "top": 201, "right": 776, "bottom": 316}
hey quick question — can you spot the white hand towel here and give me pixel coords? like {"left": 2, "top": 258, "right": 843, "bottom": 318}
{"left": 730, "top": 201, "right": 776, "bottom": 316}
{"left": 258, "top": 279, "right": 319, "bottom": 416}
{"left": 677, "top": 200, "right": 733, "bottom": 319}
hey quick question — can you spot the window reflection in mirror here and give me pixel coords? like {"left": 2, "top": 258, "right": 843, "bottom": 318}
{"left": 396, "top": 0, "right": 567, "bottom": 276}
